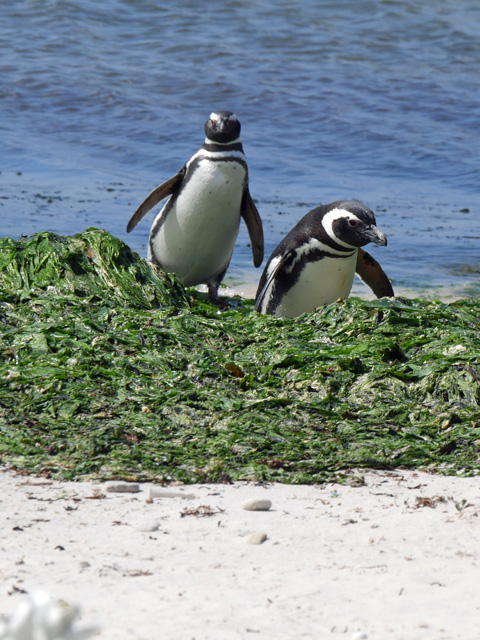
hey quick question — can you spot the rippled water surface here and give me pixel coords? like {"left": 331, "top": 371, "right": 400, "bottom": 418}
{"left": 1, "top": 0, "right": 479, "bottom": 297}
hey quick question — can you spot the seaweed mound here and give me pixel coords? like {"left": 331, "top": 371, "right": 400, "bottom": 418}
{"left": 0, "top": 230, "right": 479, "bottom": 484}
{"left": 0, "top": 229, "right": 188, "bottom": 309}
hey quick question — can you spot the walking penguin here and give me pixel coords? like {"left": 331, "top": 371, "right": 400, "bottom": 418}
{"left": 127, "top": 111, "right": 264, "bottom": 300}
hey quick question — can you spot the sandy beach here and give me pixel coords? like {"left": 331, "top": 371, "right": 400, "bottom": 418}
{"left": 1, "top": 468, "right": 479, "bottom": 639}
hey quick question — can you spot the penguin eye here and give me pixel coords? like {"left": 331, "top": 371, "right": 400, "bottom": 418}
{"left": 348, "top": 219, "right": 360, "bottom": 228}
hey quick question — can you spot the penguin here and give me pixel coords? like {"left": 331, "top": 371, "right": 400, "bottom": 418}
{"left": 255, "top": 200, "right": 393, "bottom": 317}
{"left": 126, "top": 111, "right": 264, "bottom": 301}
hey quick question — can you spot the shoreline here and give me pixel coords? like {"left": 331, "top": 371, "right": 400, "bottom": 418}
{"left": 216, "top": 280, "right": 478, "bottom": 304}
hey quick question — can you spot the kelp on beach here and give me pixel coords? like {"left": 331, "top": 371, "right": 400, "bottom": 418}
{"left": 0, "top": 230, "right": 479, "bottom": 483}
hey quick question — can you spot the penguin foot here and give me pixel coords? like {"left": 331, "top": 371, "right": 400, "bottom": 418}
{"left": 206, "top": 283, "right": 230, "bottom": 311}
{"left": 207, "top": 283, "right": 219, "bottom": 302}
{"left": 207, "top": 269, "right": 227, "bottom": 303}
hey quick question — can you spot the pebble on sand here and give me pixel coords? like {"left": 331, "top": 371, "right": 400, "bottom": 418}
{"left": 242, "top": 498, "right": 272, "bottom": 511}
{"left": 105, "top": 482, "right": 141, "bottom": 494}
{"left": 148, "top": 487, "right": 196, "bottom": 500}
{"left": 245, "top": 532, "right": 268, "bottom": 545}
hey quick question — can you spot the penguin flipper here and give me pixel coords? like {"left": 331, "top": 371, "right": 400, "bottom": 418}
{"left": 355, "top": 248, "right": 394, "bottom": 298}
{"left": 126, "top": 169, "right": 185, "bottom": 232}
{"left": 241, "top": 190, "right": 264, "bottom": 267}
{"left": 254, "top": 250, "right": 294, "bottom": 312}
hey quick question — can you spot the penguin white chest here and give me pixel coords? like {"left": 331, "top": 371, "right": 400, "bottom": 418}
{"left": 274, "top": 251, "right": 358, "bottom": 317}
{"left": 149, "top": 158, "right": 246, "bottom": 287}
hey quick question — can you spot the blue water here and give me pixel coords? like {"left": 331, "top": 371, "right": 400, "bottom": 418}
{"left": 1, "top": 0, "right": 479, "bottom": 298}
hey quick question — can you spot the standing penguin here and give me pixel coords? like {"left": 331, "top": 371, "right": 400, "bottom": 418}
{"left": 255, "top": 200, "right": 393, "bottom": 317}
{"left": 126, "top": 111, "right": 264, "bottom": 301}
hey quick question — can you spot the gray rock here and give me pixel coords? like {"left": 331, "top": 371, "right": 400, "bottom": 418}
{"left": 242, "top": 498, "right": 272, "bottom": 511}
{"left": 105, "top": 482, "right": 141, "bottom": 494}
{"left": 246, "top": 532, "right": 268, "bottom": 545}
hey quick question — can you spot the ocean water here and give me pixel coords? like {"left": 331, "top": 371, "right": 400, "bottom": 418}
{"left": 1, "top": 0, "right": 479, "bottom": 299}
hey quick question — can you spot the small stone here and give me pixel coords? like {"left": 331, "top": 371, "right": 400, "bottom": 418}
{"left": 242, "top": 498, "right": 272, "bottom": 511}
{"left": 105, "top": 482, "right": 141, "bottom": 494}
{"left": 149, "top": 487, "right": 196, "bottom": 499}
{"left": 246, "top": 532, "right": 268, "bottom": 545}
{"left": 136, "top": 520, "right": 160, "bottom": 532}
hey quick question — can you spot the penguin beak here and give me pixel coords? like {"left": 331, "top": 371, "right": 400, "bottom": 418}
{"left": 211, "top": 116, "right": 228, "bottom": 132}
{"left": 365, "top": 225, "right": 388, "bottom": 247}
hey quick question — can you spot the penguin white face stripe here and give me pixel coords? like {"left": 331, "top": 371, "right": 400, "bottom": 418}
{"left": 322, "top": 208, "right": 361, "bottom": 248}
{"left": 209, "top": 112, "right": 238, "bottom": 123}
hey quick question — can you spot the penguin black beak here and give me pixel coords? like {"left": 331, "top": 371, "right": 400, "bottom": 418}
{"left": 216, "top": 114, "right": 237, "bottom": 131}
{"left": 366, "top": 225, "right": 388, "bottom": 247}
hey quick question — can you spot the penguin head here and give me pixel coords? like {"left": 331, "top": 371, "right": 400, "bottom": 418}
{"left": 323, "top": 201, "right": 387, "bottom": 248}
{"left": 205, "top": 111, "right": 241, "bottom": 144}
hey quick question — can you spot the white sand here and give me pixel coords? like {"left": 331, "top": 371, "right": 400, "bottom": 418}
{"left": 1, "top": 468, "right": 479, "bottom": 640}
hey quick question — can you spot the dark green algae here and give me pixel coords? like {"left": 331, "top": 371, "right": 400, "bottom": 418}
{"left": 0, "top": 229, "right": 479, "bottom": 484}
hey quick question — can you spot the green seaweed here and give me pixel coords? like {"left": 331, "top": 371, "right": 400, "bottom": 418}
{"left": 0, "top": 230, "right": 479, "bottom": 484}
{"left": 0, "top": 229, "right": 188, "bottom": 309}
